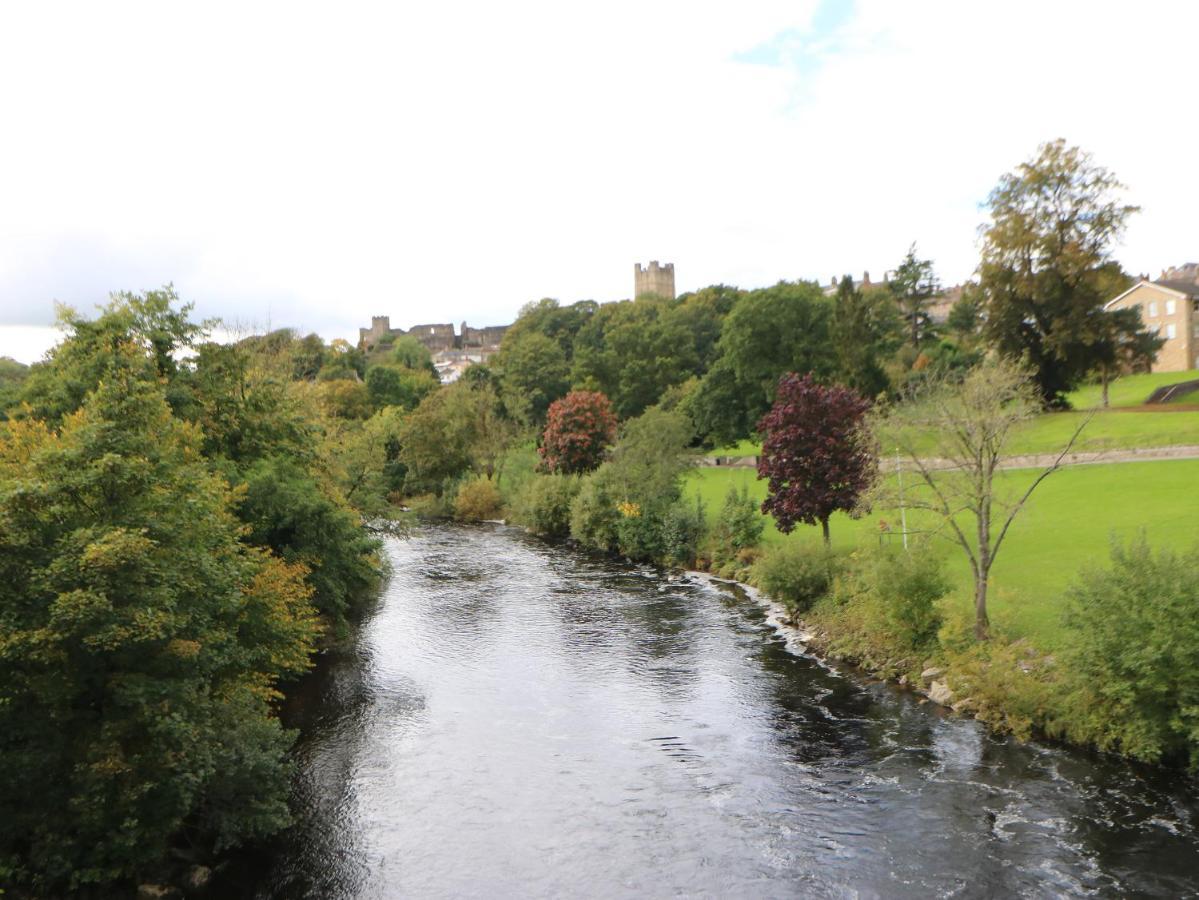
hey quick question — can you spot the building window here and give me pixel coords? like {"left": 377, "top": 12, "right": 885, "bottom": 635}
{"left": 1148, "top": 301, "right": 1158, "bottom": 317}
{"left": 1166, "top": 299, "right": 1177, "bottom": 315}
{"left": 1167, "top": 323, "right": 1177, "bottom": 340}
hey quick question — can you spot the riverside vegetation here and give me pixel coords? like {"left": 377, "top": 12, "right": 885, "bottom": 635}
{"left": 2, "top": 138, "right": 1198, "bottom": 893}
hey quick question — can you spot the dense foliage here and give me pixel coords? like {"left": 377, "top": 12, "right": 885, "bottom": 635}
{"left": 538, "top": 390, "right": 618, "bottom": 475}
{"left": 1061, "top": 537, "right": 1199, "bottom": 765}
{"left": 0, "top": 294, "right": 385, "bottom": 892}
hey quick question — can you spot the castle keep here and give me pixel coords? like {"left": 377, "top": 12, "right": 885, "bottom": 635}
{"left": 634, "top": 260, "right": 675, "bottom": 299}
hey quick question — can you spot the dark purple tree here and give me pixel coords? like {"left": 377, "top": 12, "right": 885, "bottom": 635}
{"left": 757, "top": 373, "right": 876, "bottom": 545}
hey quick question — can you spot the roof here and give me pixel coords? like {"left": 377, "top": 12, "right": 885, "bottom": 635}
{"left": 1104, "top": 279, "right": 1197, "bottom": 309}
{"left": 1154, "top": 279, "right": 1199, "bottom": 298}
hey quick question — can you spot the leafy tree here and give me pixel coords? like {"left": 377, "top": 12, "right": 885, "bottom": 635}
{"left": 317, "top": 338, "right": 367, "bottom": 381}
{"left": 19, "top": 287, "right": 205, "bottom": 422}
{"left": 883, "top": 358, "right": 1089, "bottom": 639}
{"left": 0, "top": 356, "right": 29, "bottom": 417}
{"left": 320, "top": 378, "right": 373, "bottom": 419}
{"left": 494, "top": 330, "right": 570, "bottom": 425}
{"left": 187, "top": 341, "right": 315, "bottom": 465}
{"left": 1090, "top": 305, "right": 1163, "bottom": 407}
{"left": 365, "top": 364, "right": 438, "bottom": 411}
{"left": 291, "top": 332, "right": 328, "bottom": 380}
{"left": 538, "top": 390, "right": 618, "bottom": 474}
{"left": 238, "top": 456, "right": 381, "bottom": 626}
{"left": 390, "top": 335, "right": 436, "bottom": 374}
{"left": 569, "top": 406, "right": 696, "bottom": 559}
{"left": 325, "top": 406, "right": 408, "bottom": 515}
{"left": 946, "top": 282, "right": 984, "bottom": 340}
{"left": 0, "top": 361, "right": 320, "bottom": 891}
{"left": 570, "top": 297, "right": 701, "bottom": 419}
{"left": 890, "top": 244, "right": 941, "bottom": 346}
{"left": 502, "top": 297, "right": 598, "bottom": 359}
{"left": 399, "top": 381, "right": 515, "bottom": 491}
{"left": 757, "top": 372, "right": 876, "bottom": 545}
{"left": 830, "top": 276, "right": 899, "bottom": 397}
{"left": 691, "top": 282, "right": 835, "bottom": 443}
{"left": 978, "top": 139, "right": 1146, "bottom": 406}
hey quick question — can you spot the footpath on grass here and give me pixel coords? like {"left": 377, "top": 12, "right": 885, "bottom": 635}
{"left": 700, "top": 443, "right": 1199, "bottom": 470}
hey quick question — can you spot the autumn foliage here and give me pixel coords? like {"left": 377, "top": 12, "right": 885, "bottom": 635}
{"left": 538, "top": 390, "right": 618, "bottom": 474}
{"left": 756, "top": 373, "right": 876, "bottom": 544}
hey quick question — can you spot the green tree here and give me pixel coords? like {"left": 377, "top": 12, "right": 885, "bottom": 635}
{"left": 978, "top": 139, "right": 1145, "bottom": 406}
{"left": 19, "top": 287, "right": 205, "bottom": 422}
{"left": 570, "top": 297, "right": 701, "bottom": 418}
{"left": 399, "top": 381, "right": 516, "bottom": 491}
{"left": 366, "top": 364, "right": 438, "bottom": 411}
{"left": 494, "top": 330, "right": 570, "bottom": 425}
{"left": 890, "top": 244, "right": 941, "bottom": 347}
{"left": 501, "top": 297, "right": 598, "bottom": 359}
{"left": 831, "top": 276, "right": 899, "bottom": 397}
{"left": 691, "top": 281, "right": 835, "bottom": 443}
{"left": 0, "top": 356, "right": 29, "bottom": 417}
{"left": 946, "top": 282, "right": 984, "bottom": 340}
{"left": 0, "top": 361, "right": 320, "bottom": 891}
{"left": 389, "top": 335, "right": 436, "bottom": 374}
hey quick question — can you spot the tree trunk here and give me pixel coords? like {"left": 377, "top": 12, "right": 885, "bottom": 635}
{"left": 974, "top": 575, "right": 990, "bottom": 641}
{"left": 1101, "top": 369, "right": 1110, "bottom": 409}
{"left": 820, "top": 516, "right": 830, "bottom": 546}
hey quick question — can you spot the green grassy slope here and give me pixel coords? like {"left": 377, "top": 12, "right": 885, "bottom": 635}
{"left": 686, "top": 458, "right": 1199, "bottom": 649}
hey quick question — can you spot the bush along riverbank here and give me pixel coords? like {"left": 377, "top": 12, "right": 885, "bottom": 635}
{"left": 431, "top": 438, "right": 1199, "bottom": 772}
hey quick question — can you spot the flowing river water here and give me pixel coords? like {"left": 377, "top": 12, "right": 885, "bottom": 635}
{"left": 220, "top": 524, "right": 1199, "bottom": 898}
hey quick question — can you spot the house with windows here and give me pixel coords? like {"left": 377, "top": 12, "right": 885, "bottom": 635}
{"left": 1104, "top": 264, "right": 1199, "bottom": 372}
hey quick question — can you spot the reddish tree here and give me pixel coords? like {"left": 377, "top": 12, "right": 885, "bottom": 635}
{"left": 538, "top": 390, "right": 618, "bottom": 475}
{"left": 757, "top": 373, "right": 876, "bottom": 545}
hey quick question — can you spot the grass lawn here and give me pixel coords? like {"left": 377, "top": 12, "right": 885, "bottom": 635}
{"left": 1066, "top": 370, "right": 1199, "bottom": 409}
{"left": 686, "top": 458, "right": 1199, "bottom": 650}
{"left": 710, "top": 371, "right": 1199, "bottom": 460}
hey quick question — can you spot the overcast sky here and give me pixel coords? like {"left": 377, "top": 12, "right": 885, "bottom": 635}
{"left": 1, "top": 0, "right": 1196, "bottom": 363}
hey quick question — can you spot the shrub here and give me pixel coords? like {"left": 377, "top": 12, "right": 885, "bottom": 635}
{"left": 867, "top": 546, "right": 949, "bottom": 649}
{"left": 511, "top": 473, "right": 580, "bottom": 538}
{"left": 569, "top": 475, "right": 619, "bottom": 552}
{"left": 538, "top": 390, "right": 618, "bottom": 474}
{"left": 661, "top": 498, "right": 706, "bottom": 567}
{"left": 453, "top": 476, "right": 504, "bottom": 521}
{"left": 710, "top": 485, "right": 764, "bottom": 565}
{"left": 1059, "top": 537, "right": 1199, "bottom": 766}
{"left": 753, "top": 542, "right": 837, "bottom": 614}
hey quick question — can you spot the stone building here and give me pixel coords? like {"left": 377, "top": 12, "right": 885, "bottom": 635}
{"left": 1105, "top": 264, "right": 1199, "bottom": 372}
{"left": 357, "top": 316, "right": 510, "bottom": 380}
{"left": 634, "top": 261, "right": 675, "bottom": 299}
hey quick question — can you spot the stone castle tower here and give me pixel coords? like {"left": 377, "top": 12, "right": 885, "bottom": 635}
{"left": 634, "top": 260, "right": 675, "bottom": 299}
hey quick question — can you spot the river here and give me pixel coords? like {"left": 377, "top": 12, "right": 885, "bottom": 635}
{"left": 219, "top": 524, "right": 1199, "bottom": 898}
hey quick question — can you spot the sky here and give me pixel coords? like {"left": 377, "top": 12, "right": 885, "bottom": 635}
{"left": 1, "top": 0, "right": 1196, "bottom": 363}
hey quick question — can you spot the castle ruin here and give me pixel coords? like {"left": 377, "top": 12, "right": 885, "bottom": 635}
{"left": 634, "top": 261, "right": 675, "bottom": 300}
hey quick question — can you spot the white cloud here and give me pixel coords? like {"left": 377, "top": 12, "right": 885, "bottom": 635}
{"left": 0, "top": 0, "right": 1194, "bottom": 362}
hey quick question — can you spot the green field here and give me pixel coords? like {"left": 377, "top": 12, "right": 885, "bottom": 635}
{"left": 711, "top": 371, "right": 1199, "bottom": 460}
{"left": 1066, "top": 370, "right": 1199, "bottom": 409}
{"left": 687, "top": 458, "right": 1199, "bottom": 649}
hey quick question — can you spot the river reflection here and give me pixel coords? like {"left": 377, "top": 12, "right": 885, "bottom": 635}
{"left": 221, "top": 524, "right": 1199, "bottom": 899}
